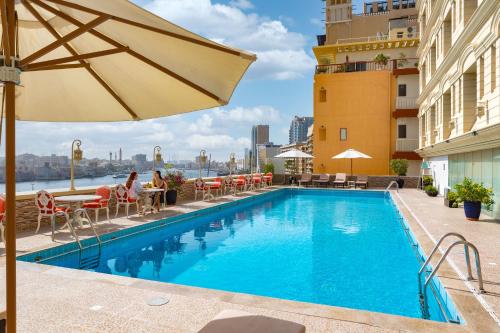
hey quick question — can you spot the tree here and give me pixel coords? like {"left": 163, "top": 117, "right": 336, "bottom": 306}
{"left": 263, "top": 163, "right": 274, "bottom": 174}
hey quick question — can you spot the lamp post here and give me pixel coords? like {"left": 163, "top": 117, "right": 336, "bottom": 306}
{"left": 153, "top": 146, "right": 162, "bottom": 171}
{"left": 229, "top": 153, "right": 236, "bottom": 176}
{"left": 198, "top": 150, "right": 207, "bottom": 178}
{"left": 70, "top": 139, "right": 83, "bottom": 191}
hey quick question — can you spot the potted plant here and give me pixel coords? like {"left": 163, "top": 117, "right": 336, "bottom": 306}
{"left": 422, "top": 175, "right": 433, "bottom": 187}
{"left": 454, "top": 178, "right": 495, "bottom": 221}
{"left": 424, "top": 185, "right": 438, "bottom": 197}
{"left": 444, "top": 190, "right": 458, "bottom": 207}
{"left": 390, "top": 159, "right": 408, "bottom": 189}
{"left": 164, "top": 171, "right": 186, "bottom": 205}
{"left": 374, "top": 53, "right": 390, "bottom": 67}
{"left": 397, "top": 52, "right": 408, "bottom": 68}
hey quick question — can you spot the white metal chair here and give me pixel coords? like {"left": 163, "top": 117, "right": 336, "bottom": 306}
{"left": 115, "top": 184, "right": 138, "bottom": 217}
{"left": 194, "top": 178, "right": 207, "bottom": 200}
{"left": 224, "top": 176, "right": 237, "bottom": 195}
{"left": 35, "top": 190, "right": 70, "bottom": 233}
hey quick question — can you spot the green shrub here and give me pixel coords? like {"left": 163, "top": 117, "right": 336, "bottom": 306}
{"left": 424, "top": 185, "right": 438, "bottom": 197}
{"left": 447, "top": 190, "right": 457, "bottom": 201}
{"left": 390, "top": 159, "right": 408, "bottom": 176}
{"left": 374, "top": 53, "right": 390, "bottom": 65}
{"left": 422, "top": 175, "right": 433, "bottom": 186}
{"left": 454, "top": 177, "right": 495, "bottom": 209}
{"left": 263, "top": 163, "right": 275, "bottom": 174}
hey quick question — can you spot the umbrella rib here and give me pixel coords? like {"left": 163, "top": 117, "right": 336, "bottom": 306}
{"left": 41, "top": 0, "right": 255, "bottom": 61}
{"left": 21, "top": 0, "right": 140, "bottom": 120}
{"left": 0, "top": 0, "right": 11, "bottom": 65}
{"left": 30, "top": 0, "right": 229, "bottom": 104}
{"left": 23, "top": 47, "right": 128, "bottom": 71}
{"left": 20, "top": 14, "right": 111, "bottom": 66}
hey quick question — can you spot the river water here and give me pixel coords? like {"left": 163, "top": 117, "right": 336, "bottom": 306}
{"left": 0, "top": 169, "right": 217, "bottom": 193}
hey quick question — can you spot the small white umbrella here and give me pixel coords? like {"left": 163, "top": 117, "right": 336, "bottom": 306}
{"left": 332, "top": 148, "right": 372, "bottom": 176}
{"left": 275, "top": 149, "right": 314, "bottom": 175}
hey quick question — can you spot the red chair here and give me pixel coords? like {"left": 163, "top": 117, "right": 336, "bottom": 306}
{"left": 35, "top": 190, "right": 71, "bottom": 233}
{"left": 235, "top": 175, "right": 246, "bottom": 192}
{"left": 264, "top": 172, "right": 273, "bottom": 186}
{"left": 0, "top": 195, "right": 5, "bottom": 244}
{"left": 253, "top": 173, "right": 263, "bottom": 189}
{"left": 115, "top": 184, "right": 138, "bottom": 217}
{"left": 213, "top": 177, "right": 223, "bottom": 196}
{"left": 83, "top": 186, "right": 111, "bottom": 222}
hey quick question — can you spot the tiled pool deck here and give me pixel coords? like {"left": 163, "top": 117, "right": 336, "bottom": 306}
{"left": 0, "top": 187, "right": 499, "bottom": 332}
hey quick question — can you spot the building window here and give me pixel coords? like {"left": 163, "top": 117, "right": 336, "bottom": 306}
{"left": 398, "top": 84, "right": 407, "bottom": 97}
{"left": 340, "top": 128, "right": 347, "bottom": 141}
{"left": 319, "top": 126, "right": 326, "bottom": 141}
{"left": 319, "top": 87, "right": 327, "bottom": 103}
{"left": 392, "top": 0, "right": 400, "bottom": 9}
{"left": 397, "top": 32, "right": 404, "bottom": 38}
{"left": 492, "top": 46, "right": 496, "bottom": 92}
{"left": 398, "top": 124, "right": 407, "bottom": 138}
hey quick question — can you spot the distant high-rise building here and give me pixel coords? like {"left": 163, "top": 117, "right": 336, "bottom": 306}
{"left": 119, "top": 148, "right": 122, "bottom": 164}
{"left": 243, "top": 148, "right": 250, "bottom": 170}
{"left": 251, "top": 125, "right": 269, "bottom": 168}
{"left": 109, "top": 152, "right": 112, "bottom": 164}
{"left": 289, "top": 116, "right": 313, "bottom": 144}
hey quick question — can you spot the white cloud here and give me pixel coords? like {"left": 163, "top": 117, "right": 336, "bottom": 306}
{"left": 144, "top": 0, "right": 315, "bottom": 80}
{"left": 13, "top": 105, "right": 281, "bottom": 160}
{"left": 229, "top": 0, "right": 254, "bottom": 10}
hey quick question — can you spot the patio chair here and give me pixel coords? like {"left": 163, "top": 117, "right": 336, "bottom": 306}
{"left": 115, "top": 184, "right": 138, "bottom": 217}
{"left": 253, "top": 173, "right": 263, "bottom": 189}
{"left": 298, "top": 173, "right": 312, "bottom": 187}
{"left": 312, "top": 173, "right": 330, "bottom": 187}
{"left": 0, "top": 195, "right": 4, "bottom": 244}
{"left": 35, "top": 190, "right": 71, "bottom": 233}
{"left": 224, "top": 176, "right": 237, "bottom": 195}
{"left": 83, "top": 186, "right": 111, "bottom": 222}
{"left": 333, "top": 173, "right": 347, "bottom": 188}
{"left": 214, "top": 177, "right": 224, "bottom": 196}
{"left": 198, "top": 309, "right": 305, "bottom": 333}
{"left": 235, "top": 175, "right": 246, "bottom": 192}
{"left": 194, "top": 178, "right": 207, "bottom": 200}
{"left": 263, "top": 172, "right": 273, "bottom": 186}
{"left": 355, "top": 175, "right": 369, "bottom": 189}
{"left": 245, "top": 174, "right": 255, "bottom": 191}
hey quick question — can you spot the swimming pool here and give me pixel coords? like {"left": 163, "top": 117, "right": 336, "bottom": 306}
{"left": 19, "top": 189, "right": 461, "bottom": 323}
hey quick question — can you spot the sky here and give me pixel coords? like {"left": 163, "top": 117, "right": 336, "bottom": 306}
{"left": 11, "top": 0, "right": 364, "bottom": 161}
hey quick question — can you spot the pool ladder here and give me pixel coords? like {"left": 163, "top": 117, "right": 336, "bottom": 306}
{"left": 418, "top": 232, "right": 485, "bottom": 320}
{"left": 55, "top": 208, "right": 102, "bottom": 251}
{"left": 384, "top": 181, "right": 399, "bottom": 193}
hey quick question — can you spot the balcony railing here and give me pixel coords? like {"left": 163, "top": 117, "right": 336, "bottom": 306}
{"left": 396, "top": 138, "right": 419, "bottom": 151}
{"left": 396, "top": 97, "right": 417, "bottom": 109}
{"left": 316, "top": 58, "right": 418, "bottom": 75}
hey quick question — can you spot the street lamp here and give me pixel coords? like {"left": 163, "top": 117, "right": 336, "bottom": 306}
{"left": 153, "top": 146, "right": 162, "bottom": 171}
{"left": 198, "top": 150, "right": 207, "bottom": 178}
{"left": 70, "top": 139, "right": 82, "bottom": 191}
{"left": 229, "top": 153, "right": 236, "bottom": 175}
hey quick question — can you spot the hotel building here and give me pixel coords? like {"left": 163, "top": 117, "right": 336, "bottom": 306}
{"left": 416, "top": 0, "right": 500, "bottom": 217}
{"left": 313, "top": 0, "right": 421, "bottom": 176}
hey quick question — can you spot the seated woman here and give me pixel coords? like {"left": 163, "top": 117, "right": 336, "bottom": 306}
{"left": 126, "top": 171, "right": 145, "bottom": 215}
{"left": 152, "top": 170, "right": 166, "bottom": 212}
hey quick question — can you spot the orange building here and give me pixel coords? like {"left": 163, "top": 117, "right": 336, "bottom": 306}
{"left": 313, "top": 0, "right": 421, "bottom": 176}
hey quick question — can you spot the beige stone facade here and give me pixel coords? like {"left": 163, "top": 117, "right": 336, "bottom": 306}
{"left": 416, "top": 0, "right": 500, "bottom": 217}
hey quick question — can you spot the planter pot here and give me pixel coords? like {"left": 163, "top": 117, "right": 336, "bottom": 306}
{"left": 396, "top": 178, "right": 405, "bottom": 189}
{"left": 444, "top": 198, "right": 456, "bottom": 208}
{"left": 426, "top": 190, "right": 438, "bottom": 197}
{"left": 166, "top": 190, "right": 178, "bottom": 205}
{"left": 463, "top": 201, "right": 481, "bottom": 221}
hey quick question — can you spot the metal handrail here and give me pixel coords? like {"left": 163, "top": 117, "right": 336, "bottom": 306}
{"left": 53, "top": 211, "right": 82, "bottom": 250}
{"left": 385, "top": 181, "right": 399, "bottom": 193}
{"left": 73, "top": 208, "right": 102, "bottom": 246}
{"left": 419, "top": 238, "right": 485, "bottom": 319}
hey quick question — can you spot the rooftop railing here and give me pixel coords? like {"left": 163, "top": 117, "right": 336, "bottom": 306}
{"left": 315, "top": 58, "right": 418, "bottom": 75}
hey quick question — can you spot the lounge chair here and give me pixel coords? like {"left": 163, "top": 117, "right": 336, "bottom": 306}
{"left": 333, "top": 173, "right": 347, "bottom": 188}
{"left": 298, "top": 173, "right": 312, "bottom": 187}
{"left": 198, "top": 309, "right": 306, "bottom": 333}
{"left": 312, "top": 173, "right": 330, "bottom": 187}
{"left": 355, "top": 175, "right": 369, "bottom": 189}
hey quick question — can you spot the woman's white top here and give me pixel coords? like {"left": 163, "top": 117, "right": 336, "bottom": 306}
{"left": 129, "top": 180, "right": 144, "bottom": 199}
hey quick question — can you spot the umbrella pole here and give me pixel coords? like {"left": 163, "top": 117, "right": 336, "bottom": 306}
{"left": 350, "top": 159, "right": 353, "bottom": 177}
{"left": 4, "top": 1, "right": 17, "bottom": 331}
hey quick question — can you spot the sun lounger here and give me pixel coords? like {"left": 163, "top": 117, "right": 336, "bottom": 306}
{"left": 198, "top": 309, "right": 306, "bottom": 333}
{"left": 312, "top": 173, "right": 330, "bottom": 187}
{"left": 333, "top": 173, "right": 347, "bottom": 188}
{"left": 298, "top": 173, "right": 312, "bottom": 187}
{"left": 355, "top": 175, "right": 368, "bottom": 189}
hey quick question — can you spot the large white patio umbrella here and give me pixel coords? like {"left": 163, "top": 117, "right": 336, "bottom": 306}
{"left": 331, "top": 148, "right": 372, "bottom": 176}
{"left": 0, "top": 1, "right": 255, "bottom": 331}
{"left": 275, "top": 149, "right": 314, "bottom": 174}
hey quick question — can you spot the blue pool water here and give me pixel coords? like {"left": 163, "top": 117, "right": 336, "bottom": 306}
{"left": 20, "top": 189, "right": 460, "bottom": 322}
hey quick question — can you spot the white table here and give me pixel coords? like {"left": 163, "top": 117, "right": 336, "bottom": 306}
{"left": 55, "top": 194, "right": 102, "bottom": 227}
{"left": 142, "top": 188, "right": 164, "bottom": 212}
{"left": 204, "top": 182, "right": 221, "bottom": 201}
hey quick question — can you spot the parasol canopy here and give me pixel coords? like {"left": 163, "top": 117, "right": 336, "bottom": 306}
{"left": 0, "top": 1, "right": 255, "bottom": 331}
{"left": 274, "top": 149, "right": 314, "bottom": 159}
{"left": 332, "top": 148, "right": 372, "bottom": 176}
